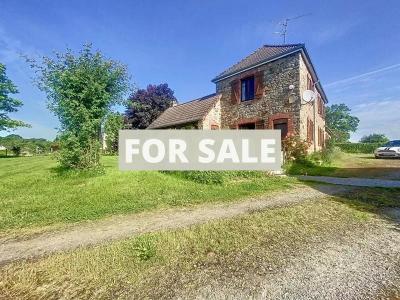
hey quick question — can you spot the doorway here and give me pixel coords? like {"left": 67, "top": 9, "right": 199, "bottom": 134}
{"left": 273, "top": 119, "right": 288, "bottom": 139}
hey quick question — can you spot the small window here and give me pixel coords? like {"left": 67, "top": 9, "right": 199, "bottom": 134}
{"left": 238, "top": 122, "right": 256, "bottom": 129}
{"left": 307, "top": 75, "right": 313, "bottom": 90}
{"left": 241, "top": 76, "right": 255, "bottom": 101}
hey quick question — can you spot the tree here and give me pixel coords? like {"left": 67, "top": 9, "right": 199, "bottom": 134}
{"left": 325, "top": 104, "right": 359, "bottom": 143}
{"left": 104, "top": 112, "right": 124, "bottom": 154}
{"left": 11, "top": 145, "right": 22, "bottom": 156}
{"left": 360, "top": 133, "right": 389, "bottom": 144}
{"left": 125, "top": 83, "right": 177, "bottom": 129}
{"left": 0, "top": 63, "right": 30, "bottom": 131}
{"left": 30, "top": 45, "right": 130, "bottom": 169}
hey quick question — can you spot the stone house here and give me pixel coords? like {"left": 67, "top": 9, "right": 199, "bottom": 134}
{"left": 148, "top": 44, "right": 328, "bottom": 151}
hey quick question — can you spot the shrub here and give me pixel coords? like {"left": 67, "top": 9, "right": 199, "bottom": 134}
{"left": 282, "top": 135, "right": 309, "bottom": 162}
{"left": 162, "top": 170, "right": 267, "bottom": 185}
{"left": 104, "top": 112, "right": 124, "bottom": 154}
{"left": 336, "top": 142, "right": 380, "bottom": 154}
{"left": 163, "top": 171, "right": 225, "bottom": 184}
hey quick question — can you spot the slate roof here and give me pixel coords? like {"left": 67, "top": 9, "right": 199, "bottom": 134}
{"left": 212, "top": 44, "right": 304, "bottom": 82}
{"left": 148, "top": 93, "right": 221, "bottom": 129}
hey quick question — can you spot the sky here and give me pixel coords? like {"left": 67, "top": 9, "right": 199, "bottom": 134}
{"left": 0, "top": 0, "right": 399, "bottom": 141}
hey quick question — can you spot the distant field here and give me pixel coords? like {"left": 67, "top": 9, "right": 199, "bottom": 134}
{"left": 0, "top": 156, "right": 295, "bottom": 236}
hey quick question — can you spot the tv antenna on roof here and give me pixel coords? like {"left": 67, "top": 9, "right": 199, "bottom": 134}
{"left": 275, "top": 13, "right": 312, "bottom": 44}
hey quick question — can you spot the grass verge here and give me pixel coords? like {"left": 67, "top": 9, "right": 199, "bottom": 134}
{"left": 0, "top": 156, "right": 295, "bottom": 236}
{"left": 0, "top": 194, "right": 379, "bottom": 299}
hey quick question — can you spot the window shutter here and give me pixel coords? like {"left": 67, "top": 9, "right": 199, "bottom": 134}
{"left": 254, "top": 71, "right": 264, "bottom": 99}
{"left": 230, "top": 80, "right": 240, "bottom": 104}
{"left": 318, "top": 97, "right": 323, "bottom": 115}
{"left": 255, "top": 119, "right": 264, "bottom": 129}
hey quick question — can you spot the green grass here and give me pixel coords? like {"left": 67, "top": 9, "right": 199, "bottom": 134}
{"left": 286, "top": 152, "right": 400, "bottom": 179}
{"left": 0, "top": 195, "right": 379, "bottom": 299}
{"left": 0, "top": 156, "right": 295, "bottom": 235}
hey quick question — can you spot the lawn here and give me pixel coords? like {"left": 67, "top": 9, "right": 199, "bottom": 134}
{"left": 0, "top": 156, "right": 295, "bottom": 236}
{"left": 1, "top": 187, "right": 398, "bottom": 299}
{"left": 287, "top": 152, "right": 400, "bottom": 180}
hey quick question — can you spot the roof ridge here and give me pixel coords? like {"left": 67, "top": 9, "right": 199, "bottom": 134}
{"left": 263, "top": 43, "right": 304, "bottom": 48}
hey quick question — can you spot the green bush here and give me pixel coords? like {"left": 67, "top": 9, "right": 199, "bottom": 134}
{"left": 282, "top": 135, "right": 309, "bottom": 162}
{"left": 336, "top": 142, "right": 381, "bottom": 154}
{"left": 163, "top": 170, "right": 266, "bottom": 185}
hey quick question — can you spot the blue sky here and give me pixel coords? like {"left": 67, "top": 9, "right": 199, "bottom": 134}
{"left": 1, "top": 0, "right": 399, "bottom": 141}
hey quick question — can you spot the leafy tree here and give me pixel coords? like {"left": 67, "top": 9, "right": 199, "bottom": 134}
{"left": 325, "top": 104, "right": 359, "bottom": 143}
{"left": 11, "top": 145, "right": 22, "bottom": 156}
{"left": 125, "top": 83, "right": 177, "bottom": 129}
{"left": 104, "top": 112, "right": 123, "bottom": 154}
{"left": 360, "top": 133, "right": 389, "bottom": 144}
{"left": 30, "top": 45, "right": 130, "bottom": 169}
{"left": 0, "top": 63, "right": 30, "bottom": 131}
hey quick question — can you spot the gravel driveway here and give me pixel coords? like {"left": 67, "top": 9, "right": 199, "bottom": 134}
{"left": 298, "top": 175, "right": 400, "bottom": 188}
{"left": 184, "top": 219, "right": 400, "bottom": 300}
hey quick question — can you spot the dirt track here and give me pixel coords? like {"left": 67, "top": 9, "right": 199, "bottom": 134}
{"left": 0, "top": 185, "right": 347, "bottom": 266}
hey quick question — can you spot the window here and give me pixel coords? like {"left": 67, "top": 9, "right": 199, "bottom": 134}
{"left": 307, "top": 75, "right": 313, "bottom": 90}
{"left": 307, "top": 119, "right": 314, "bottom": 143}
{"left": 317, "top": 96, "right": 325, "bottom": 117}
{"left": 238, "top": 122, "right": 256, "bottom": 129}
{"left": 241, "top": 76, "right": 255, "bottom": 101}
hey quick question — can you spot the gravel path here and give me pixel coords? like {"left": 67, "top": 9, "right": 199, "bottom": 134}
{"left": 298, "top": 175, "right": 400, "bottom": 188}
{"left": 0, "top": 185, "right": 348, "bottom": 266}
{"left": 188, "top": 220, "right": 400, "bottom": 300}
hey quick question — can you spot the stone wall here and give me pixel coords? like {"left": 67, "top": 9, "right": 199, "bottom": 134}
{"left": 299, "top": 55, "right": 326, "bottom": 151}
{"left": 200, "top": 99, "right": 221, "bottom": 129}
{"left": 215, "top": 53, "right": 301, "bottom": 134}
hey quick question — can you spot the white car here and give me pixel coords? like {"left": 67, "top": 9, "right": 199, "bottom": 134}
{"left": 374, "top": 140, "right": 400, "bottom": 158}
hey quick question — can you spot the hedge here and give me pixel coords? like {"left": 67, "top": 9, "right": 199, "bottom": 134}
{"left": 336, "top": 142, "right": 381, "bottom": 154}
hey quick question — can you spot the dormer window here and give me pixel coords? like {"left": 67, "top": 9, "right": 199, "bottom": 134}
{"left": 241, "top": 76, "right": 255, "bottom": 101}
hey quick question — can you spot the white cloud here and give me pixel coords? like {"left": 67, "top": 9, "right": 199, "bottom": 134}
{"left": 350, "top": 100, "right": 400, "bottom": 141}
{"left": 326, "top": 63, "right": 400, "bottom": 88}
{"left": 326, "top": 63, "right": 400, "bottom": 142}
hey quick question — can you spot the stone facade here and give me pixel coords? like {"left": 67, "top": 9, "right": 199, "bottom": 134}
{"left": 299, "top": 55, "right": 326, "bottom": 151}
{"left": 200, "top": 99, "right": 221, "bottom": 129}
{"left": 216, "top": 53, "right": 301, "bottom": 131}
{"left": 215, "top": 52, "right": 326, "bottom": 151}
